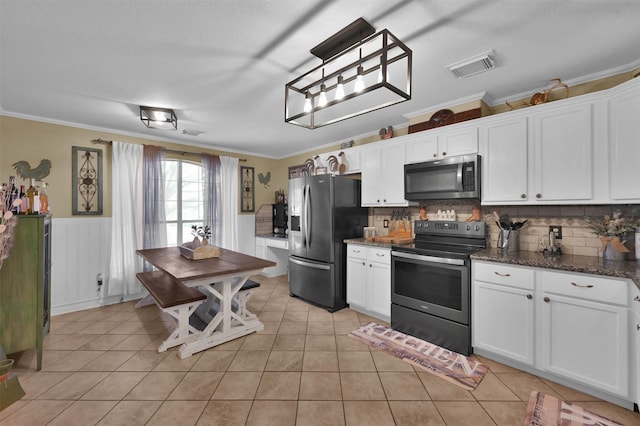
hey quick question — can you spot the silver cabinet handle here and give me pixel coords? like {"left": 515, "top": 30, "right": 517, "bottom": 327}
{"left": 571, "top": 282, "right": 594, "bottom": 289}
{"left": 352, "top": 249, "right": 361, "bottom": 254}
{"left": 376, "top": 253, "right": 385, "bottom": 257}
{"left": 543, "top": 297, "right": 550, "bottom": 303}
{"left": 494, "top": 272, "right": 511, "bottom": 277}
{"left": 526, "top": 294, "right": 533, "bottom": 299}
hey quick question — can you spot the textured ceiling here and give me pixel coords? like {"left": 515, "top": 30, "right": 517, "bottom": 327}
{"left": 1, "top": 0, "right": 640, "bottom": 158}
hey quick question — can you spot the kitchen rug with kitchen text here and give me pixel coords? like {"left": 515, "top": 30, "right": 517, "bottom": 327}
{"left": 348, "top": 322, "right": 488, "bottom": 390}
{"left": 523, "top": 391, "right": 623, "bottom": 426}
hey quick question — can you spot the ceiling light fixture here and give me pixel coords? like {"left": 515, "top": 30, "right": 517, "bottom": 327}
{"left": 285, "top": 18, "right": 412, "bottom": 129}
{"left": 140, "top": 106, "right": 177, "bottom": 130}
{"left": 335, "top": 75, "right": 345, "bottom": 100}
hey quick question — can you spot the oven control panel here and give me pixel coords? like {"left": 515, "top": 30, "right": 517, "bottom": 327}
{"left": 414, "top": 220, "right": 485, "bottom": 238}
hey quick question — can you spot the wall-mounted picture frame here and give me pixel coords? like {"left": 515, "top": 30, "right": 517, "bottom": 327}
{"left": 240, "top": 166, "right": 255, "bottom": 212}
{"left": 314, "top": 167, "right": 328, "bottom": 175}
{"left": 72, "top": 146, "right": 103, "bottom": 215}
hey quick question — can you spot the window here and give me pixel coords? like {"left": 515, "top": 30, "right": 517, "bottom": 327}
{"left": 163, "top": 159, "right": 204, "bottom": 245}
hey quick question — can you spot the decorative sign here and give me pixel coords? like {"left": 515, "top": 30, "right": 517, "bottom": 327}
{"left": 240, "top": 166, "right": 255, "bottom": 212}
{"left": 72, "top": 146, "right": 103, "bottom": 215}
{"left": 288, "top": 164, "right": 309, "bottom": 179}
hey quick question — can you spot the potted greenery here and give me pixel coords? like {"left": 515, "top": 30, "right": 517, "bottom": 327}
{"left": 180, "top": 224, "right": 219, "bottom": 260}
{"left": 586, "top": 213, "right": 637, "bottom": 260}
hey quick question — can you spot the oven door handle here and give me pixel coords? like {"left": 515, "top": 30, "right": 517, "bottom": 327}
{"left": 391, "top": 251, "right": 466, "bottom": 266}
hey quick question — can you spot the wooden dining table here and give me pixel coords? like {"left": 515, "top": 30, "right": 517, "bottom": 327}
{"left": 136, "top": 246, "right": 275, "bottom": 359}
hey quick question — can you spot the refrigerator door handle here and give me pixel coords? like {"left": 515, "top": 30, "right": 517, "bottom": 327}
{"left": 289, "top": 257, "right": 331, "bottom": 270}
{"left": 301, "top": 184, "right": 307, "bottom": 245}
{"left": 306, "top": 185, "right": 311, "bottom": 246}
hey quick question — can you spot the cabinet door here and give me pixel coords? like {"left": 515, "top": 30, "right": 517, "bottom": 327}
{"left": 367, "top": 260, "right": 391, "bottom": 320}
{"left": 473, "top": 281, "right": 535, "bottom": 365}
{"left": 540, "top": 293, "right": 629, "bottom": 397}
{"left": 255, "top": 237, "right": 267, "bottom": 259}
{"left": 634, "top": 310, "right": 640, "bottom": 407}
{"left": 609, "top": 87, "right": 640, "bottom": 201}
{"left": 380, "top": 142, "right": 408, "bottom": 205}
{"left": 533, "top": 103, "right": 593, "bottom": 201}
{"left": 480, "top": 117, "right": 529, "bottom": 203}
{"left": 346, "top": 255, "right": 367, "bottom": 308}
{"left": 440, "top": 127, "right": 478, "bottom": 158}
{"left": 405, "top": 134, "right": 438, "bottom": 163}
{"left": 360, "top": 148, "right": 382, "bottom": 206}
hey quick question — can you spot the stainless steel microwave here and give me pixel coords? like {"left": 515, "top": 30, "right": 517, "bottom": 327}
{"left": 404, "top": 154, "right": 481, "bottom": 201}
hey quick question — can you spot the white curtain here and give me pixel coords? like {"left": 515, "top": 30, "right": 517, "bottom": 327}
{"left": 107, "top": 142, "right": 143, "bottom": 296}
{"left": 202, "top": 154, "right": 222, "bottom": 246}
{"left": 220, "top": 156, "right": 239, "bottom": 250}
{"left": 142, "top": 145, "right": 167, "bottom": 251}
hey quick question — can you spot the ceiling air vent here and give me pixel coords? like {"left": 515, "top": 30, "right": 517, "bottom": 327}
{"left": 182, "top": 129, "right": 204, "bottom": 136}
{"left": 446, "top": 50, "right": 495, "bottom": 79}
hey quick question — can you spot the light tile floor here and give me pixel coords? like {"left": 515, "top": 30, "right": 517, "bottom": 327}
{"left": 3, "top": 274, "right": 639, "bottom": 425}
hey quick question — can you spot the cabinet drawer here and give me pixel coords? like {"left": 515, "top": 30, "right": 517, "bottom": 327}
{"left": 473, "top": 261, "right": 534, "bottom": 290}
{"left": 542, "top": 271, "right": 629, "bottom": 305}
{"left": 367, "top": 247, "right": 390, "bottom": 264}
{"left": 347, "top": 244, "right": 366, "bottom": 260}
{"left": 266, "top": 238, "right": 288, "bottom": 250}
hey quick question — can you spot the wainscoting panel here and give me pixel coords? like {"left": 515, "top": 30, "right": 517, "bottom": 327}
{"left": 237, "top": 213, "right": 256, "bottom": 256}
{"left": 51, "top": 217, "right": 112, "bottom": 315}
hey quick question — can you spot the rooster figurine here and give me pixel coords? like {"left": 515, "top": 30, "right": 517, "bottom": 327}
{"left": 12, "top": 159, "right": 52, "bottom": 180}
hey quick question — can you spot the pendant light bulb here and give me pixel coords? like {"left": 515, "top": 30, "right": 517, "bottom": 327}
{"left": 303, "top": 92, "right": 312, "bottom": 113}
{"left": 354, "top": 66, "right": 365, "bottom": 93}
{"left": 335, "top": 75, "right": 345, "bottom": 100}
{"left": 318, "top": 84, "right": 328, "bottom": 107}
{"left": 377, "top": 64, "right": 390, "bottom": 83}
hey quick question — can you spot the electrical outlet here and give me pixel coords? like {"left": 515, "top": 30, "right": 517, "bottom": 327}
{"left": 383, "top": 219, "right": 389, "bottom": 228}
{"left": 548, "top": 225, "right": 563, "bottom": 239}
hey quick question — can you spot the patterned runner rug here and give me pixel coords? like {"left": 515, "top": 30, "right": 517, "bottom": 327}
{"left": 523, "top": 391, "right": 623, "bottom": 426}
{"left": 348, "top": 322, "right": 488, "bottom": 390}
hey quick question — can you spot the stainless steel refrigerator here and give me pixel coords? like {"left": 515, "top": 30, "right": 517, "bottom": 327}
{"left": 288, "top": 174, "right": 368, "bottom": 312}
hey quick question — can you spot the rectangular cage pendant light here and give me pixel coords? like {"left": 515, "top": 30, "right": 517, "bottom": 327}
{"left": 285, "top": 18, "right": 412, "bottom": 129}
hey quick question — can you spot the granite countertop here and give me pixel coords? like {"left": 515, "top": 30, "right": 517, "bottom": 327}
{"left": 471, "top": 248, "right": 640, "bottom": 290}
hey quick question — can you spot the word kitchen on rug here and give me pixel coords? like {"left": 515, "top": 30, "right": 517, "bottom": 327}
{"left": 349, "top": 322, "right": 488, "bottom": 390}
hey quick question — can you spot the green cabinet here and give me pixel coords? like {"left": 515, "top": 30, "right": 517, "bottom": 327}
{"left": 0, "top": 215, "right": 51, "bottom": 370}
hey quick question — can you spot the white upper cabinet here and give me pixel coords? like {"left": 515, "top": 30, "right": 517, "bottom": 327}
{"left": 608, "top": 83, "right": 640, "bottom": 202}
{"left": 361, "top": 139, "right": 408, "bottom": 206}
{"left": 532, "top": 102, "right": 593, "bottom": 202}
{"left": 479, "top": 117, "right": 529, "bottom": 203}
{"left": 405, "top": 126, "right": 478, "bottom": 164}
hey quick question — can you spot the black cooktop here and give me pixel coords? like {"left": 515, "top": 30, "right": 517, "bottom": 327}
{"left": 391, "top": 220, "right": 487, "bottom": 260}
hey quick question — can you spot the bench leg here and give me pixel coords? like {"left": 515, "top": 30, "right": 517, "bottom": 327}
{"left": 156, "top": 300, "right": 204, "bottom": 352}
{"left": 135, "top": 293, "right": 156, "bottom": 308}
{"left": 232, "top": 290, "right": 257, "bottom": 321}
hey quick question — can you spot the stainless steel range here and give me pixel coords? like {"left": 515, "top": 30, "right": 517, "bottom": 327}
{"left": 391, "top": 220, "right": 486, "bottom": 355}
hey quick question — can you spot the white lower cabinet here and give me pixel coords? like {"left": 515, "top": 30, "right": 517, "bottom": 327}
{"left": 472, "top": 262, "right": 535, "bottom": 365}
{"left": 346, "top": 244, "right": 390, "bottom": 321}
{"left": 632, "top": 288, "right": 640, "bottom": 407}
{"left": 472, "top": 260, "right": 635, "bottom": 406}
